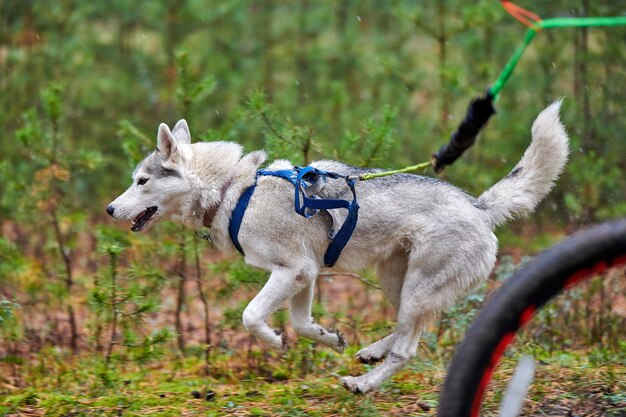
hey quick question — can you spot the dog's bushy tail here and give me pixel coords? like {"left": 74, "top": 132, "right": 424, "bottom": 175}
{"left": 478, "top": 101, "right": 569, "bottom": 228}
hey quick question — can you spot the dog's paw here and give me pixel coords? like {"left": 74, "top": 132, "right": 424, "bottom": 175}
{"left": 328, "top": 328, "right": 348, "bottom": 353}
{"left": 340, "top": 375, "right": 376, "bottom": 394}
{"left": 273, "top": 329, "right": 288, "bottom": 351}
{"left": 355, "top": 351, "right": 384, "bottom": 365}
{"left": 340, "top": 376, "right": 363, "bottom": 394}
{"left": 355, "top": 343, "right": 389, "bottom": 364}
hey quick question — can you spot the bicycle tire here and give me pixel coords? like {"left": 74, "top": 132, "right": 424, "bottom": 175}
{"left": 438, "top": 217, "right": 626, "bottom": 417}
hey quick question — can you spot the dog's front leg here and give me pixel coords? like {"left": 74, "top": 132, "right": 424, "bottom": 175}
{"left": 242, "top": 268, "right": 309, "bottom": 350}
{"left": 289, "top": 282, "right": 348, "bottom": 353}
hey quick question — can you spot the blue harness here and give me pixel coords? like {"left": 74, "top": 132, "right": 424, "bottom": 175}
{"left": 228, "top": 166, "right": 359, "bottom": 267}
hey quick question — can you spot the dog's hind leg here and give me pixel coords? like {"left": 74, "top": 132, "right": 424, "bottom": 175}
{"left": 242, "top": 268, "right": 313, "bottom": 351}
{"left": 355, "top": 249, "right": 407, "bottom": 364}
{"left": 342, "top": 219, "right": 497, "bottom": 393}
{"left": 342, "top": 256, "right": 445, "bottom": 394}
{"left": 342, "top": 323, "right": 425, "bottom": 393}
{"left": 289, "top": 282, "right": 348, "bottom": 353}
{"left": 342, "top": 303, "right": 427, "bottom": 394}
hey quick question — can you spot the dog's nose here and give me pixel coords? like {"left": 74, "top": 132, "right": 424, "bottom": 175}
{"left": 106, "top": 205, "right": 115, "bottom": 216}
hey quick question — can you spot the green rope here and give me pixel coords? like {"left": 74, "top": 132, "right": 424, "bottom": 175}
{"left": 359, "top": 14, "right": 626, "bottom": 181}
{"left": 541, "top": 16, "right": 626, "bottom": 29}
{"left": 489, "top": 29, "right": 536, "bottom": 98}
{"left": 490, "top": 16, "right": 626, "bottom": 98}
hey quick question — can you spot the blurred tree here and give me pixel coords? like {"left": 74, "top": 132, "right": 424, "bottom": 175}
{"left": 91, "top": 225, "right": 174, "bottom": 366}
{"left": 4, "top": 83, "right": 102, "bottom": 353}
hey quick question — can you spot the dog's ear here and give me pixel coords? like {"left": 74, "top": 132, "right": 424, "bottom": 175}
{"left": 171, "top": 119, "right": 191, "bottom": 144}
{"left": 157, "top": 123, "right": 178, "bottom": 162}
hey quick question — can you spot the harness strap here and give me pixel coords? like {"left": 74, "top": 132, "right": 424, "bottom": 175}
{"left": 321, "top": 180, "right": 359, "bottom": 266}
{"left": 228, "top": 184, "right": 256, "bottom": 255}
{"left": 293, "top": 166, "right": 359, "bottom": 266}
{"left": 227, "top": 166, "right": 359, "bottom": 267}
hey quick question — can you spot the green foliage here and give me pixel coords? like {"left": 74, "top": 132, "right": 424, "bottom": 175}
{"left": 118, "top": 119, "right": 154, "bottom": 166}
{"left": 175, "top": 50, "right": 217, "bottom": 116}
{"left": 246, "top": 89, "right": 399, "bottom": 168}
{"left": 337, "top": 104, "right": 399, "bottom": 167}
{"left": 89, "top": 225, "right": 173, "bottom": 366}
{"left": 223, "top": 258, "right": 269, "bottom": 286}
{"left": 222, "top": 302, "right": 248, "bottom": 331}
{"left": 209, "top": 258, "right": 268, "bottom": 301}
{"left": 96, "top": 224, "right": 131, "bottom": 256}
{"left": 565, "top": 150, "right": 626, "bottom": 222}
{"left": 5, "top": 82, "right": 101, "bottom": 237}
{"left": 0, "top": 238, "right": 26, "bottom": 284}
{"left": 245, "top": 89, "right": 316, "bottom": 164}
{"left": 41, "top": 82, "right": 63, "bottom": 125}
{"left": 0, "top": 298, "right": 22, "bottom": 343}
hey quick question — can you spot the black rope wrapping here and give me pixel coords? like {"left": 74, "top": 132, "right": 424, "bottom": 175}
{"left": 433, "top": 91, "right": 496, "bottom": 173}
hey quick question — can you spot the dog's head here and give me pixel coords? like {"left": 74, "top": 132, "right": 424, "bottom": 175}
{"left": 106, "top": 119, "right": 195, "bottom": 232}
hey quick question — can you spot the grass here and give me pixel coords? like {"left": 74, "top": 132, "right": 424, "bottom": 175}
{"left": 1, "top": 343, "right": 625, "bottom": 417}
{"left": 1, "top": 255, "right": 624, "bottom": 416}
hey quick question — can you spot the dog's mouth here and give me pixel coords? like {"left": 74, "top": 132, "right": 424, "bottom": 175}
{"left": 131, "top": 206, "right": 158, "bottom": 232}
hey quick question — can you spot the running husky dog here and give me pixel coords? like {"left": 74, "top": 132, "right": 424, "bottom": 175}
{"left": 107, "top": 102, "right": 568, "bottom": 393}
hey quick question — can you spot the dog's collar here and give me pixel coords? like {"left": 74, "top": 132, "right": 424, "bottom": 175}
{"left": 202, "top": 180, "right": 233, "bottom": 228}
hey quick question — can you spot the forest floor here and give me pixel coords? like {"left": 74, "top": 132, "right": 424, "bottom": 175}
{"left": 2, "top": 228, "right": 625, "bottom": 416}
{"left": 1, "top": 344, "right": 625, "bottom": 416}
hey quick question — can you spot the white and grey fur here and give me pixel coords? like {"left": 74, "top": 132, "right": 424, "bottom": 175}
{"left": 107, "top": 102, "right": 569, "bottom": 393}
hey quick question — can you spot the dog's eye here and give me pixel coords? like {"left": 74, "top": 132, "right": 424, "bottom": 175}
{"left": 137, "top": 178, "right": 149, "bottom": 186}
